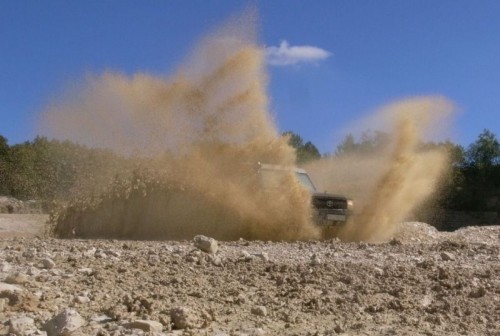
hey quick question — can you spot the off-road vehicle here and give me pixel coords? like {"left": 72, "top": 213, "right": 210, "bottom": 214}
{"left": 255, "top": 163, "right": 353, "bottom": 226}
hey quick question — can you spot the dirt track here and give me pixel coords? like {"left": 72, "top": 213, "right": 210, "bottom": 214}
{"left": 0, "top": 214, "right": 48, "bottom": 239}
{"left": 0, "top": 218, "right": 499, "bottom": 335}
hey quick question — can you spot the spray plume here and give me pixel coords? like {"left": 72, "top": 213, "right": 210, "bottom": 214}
{"left": 41, "top": 12, "right": 319, "bottom": 241}
{"left": 306, "top": 97, "right": 454, "bottom": 242}
{"left": 41, "top": 11, "right": 453, "bottom": 242}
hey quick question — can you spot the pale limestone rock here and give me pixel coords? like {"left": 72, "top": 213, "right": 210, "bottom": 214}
{"left": 124, "top": 320, "right": 163, "bottom": 332}
{"left": 43, "top": 308, "right": 86, "bottom": 336}
{"left": 193, "top": 235, "right": 218, "bottom": 254}
{"left": 9, "top": 316, "right": 37, "bottom": 335}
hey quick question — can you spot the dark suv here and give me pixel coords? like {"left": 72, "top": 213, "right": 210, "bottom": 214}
{"left": 256, "top": 163, "right": 353, "bottom": 226}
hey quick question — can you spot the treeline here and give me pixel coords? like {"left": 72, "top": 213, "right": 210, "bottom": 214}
{"left": 443, "top": 130, "right": 500, "bottom": 212}
{"left": 0, "top": 135, "right": 126, "bottom": 204}
{"left": 1, "top": 130, "right": 500, "bottom": 213}
{"left": 288, "top": 129, "right": 500, "bottom": 213}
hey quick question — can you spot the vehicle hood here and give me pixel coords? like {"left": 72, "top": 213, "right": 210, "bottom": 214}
{"left": 312, "top": 192, "right": 349, "bottom": 200}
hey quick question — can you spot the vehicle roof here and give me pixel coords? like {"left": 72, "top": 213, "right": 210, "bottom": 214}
{"left": 257, "top": 163, "right": 307, "bottom": 174}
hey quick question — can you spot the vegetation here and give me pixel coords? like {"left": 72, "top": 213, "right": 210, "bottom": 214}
{"left": 0, "top": 136, "right": 126, "bottom": 206}
{"left": 333, "top": 129, "right": 500, "bottom": 213}
{"left": 457, "top": 130, "right": 500, "bottom": 211}
{"left": 282, "top": 131, "right": 321, "bottom": 164}
{"left": 335, "top": 130, "right": 390, "bottom": 156}
{"left": 1, "top": 129, "right": 500, "bottom": 214}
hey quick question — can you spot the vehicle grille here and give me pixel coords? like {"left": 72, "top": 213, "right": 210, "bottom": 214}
{"left": 312, "top": 197, "right": 347, "bottom": 210}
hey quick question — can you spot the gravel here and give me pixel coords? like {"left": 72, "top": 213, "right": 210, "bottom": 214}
{"left": 0, "top": 221, "right": 499, "bottom": 335}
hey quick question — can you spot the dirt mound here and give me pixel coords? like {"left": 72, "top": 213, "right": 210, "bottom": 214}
{"left": 452, "top": 225, "right": 500, "bottom": 245}
{"left": 394, "top": 221, "right": 440, "bottom": 243}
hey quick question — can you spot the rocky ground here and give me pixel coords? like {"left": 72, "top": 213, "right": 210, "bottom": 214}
{"left": 0, "top": 215, "right": 49, "bottom": 239}
{"left": 0, "top": 218, "right": 499, "bottom": 336}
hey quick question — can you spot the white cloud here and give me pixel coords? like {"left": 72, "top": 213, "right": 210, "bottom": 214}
{"left": 265, "top": 40, "right": 332, "bottom": 66}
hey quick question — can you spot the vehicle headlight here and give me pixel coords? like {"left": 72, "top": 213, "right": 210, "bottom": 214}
{"left": 347, "top": 199, "right": 354, "bottom": 210}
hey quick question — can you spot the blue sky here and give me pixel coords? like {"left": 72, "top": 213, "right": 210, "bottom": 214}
{"left": 1, "top": 1, "right": 499, "bottom": 153}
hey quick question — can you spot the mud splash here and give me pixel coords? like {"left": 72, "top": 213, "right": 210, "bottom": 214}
{"left": 40, "top": 11, "right": 453, "bottom": 242}
{"left": 41, "top": 12, "right": 319, "bottom": 241}
{"left": 306, "top": 97, "right": 453, "bottom": 242}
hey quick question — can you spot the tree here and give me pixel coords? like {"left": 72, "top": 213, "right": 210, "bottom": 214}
{"left": 418, "top": 141, "right": 467, "bottom": 210}
{"left": 335, "top": 134, "right": 356, "bottom": 156}
{"left": 0, "top": 136, "right": 9, "bottom": 195}
{"left": 0, "top": 135, "right": 8, "bottom": 157}
{"left": 282, "top": 131, "right": 321, "bottom": 164}
{"left": 0, "top": 135, "right": 125, "bottom": 201}
{"left": 466, "top": 129, "right": 500, "bottom": 168}
{"left": 452, "top": 129, "right": 500, "bottom": 211}
{"left": 282, "top": 131, "right": 304, "bottom": 149}
{"left": 6, "top": 140, "right": 38, "bottom": 199}
{"left": 335, "top": 130, "right": 390, "bottom": 156}
{"left": 298, "top": 141, "right": 321, "bottom": 164}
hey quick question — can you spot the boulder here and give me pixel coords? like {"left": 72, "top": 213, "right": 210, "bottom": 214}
{"left": 170, "top": 306, "right": 198, "bottom": 329}
{"left": 43, "top": 309, "right": 85, "bottom": 336}
{"left": 5, "top": 272, "right": 29, "bottom": 285}
{"left": 42, "top": 258, "right": 56, "bottom": 269}
{"left": 440, "top": 252, "right": 456, "bottom": 261}
{"left": 0, "top": 282, "right": 23, "bottom": 294}
{"left": 251, "top": 306, "right": 268, "bottom": 317}
{"left": 9, "top": 316, "right": 37, "bottom": 335}
{"left": 193, "top": 235, "right": 218, "bottom": 254}
{"left": 124, "top": 320, "right": 163, "bottom": 332}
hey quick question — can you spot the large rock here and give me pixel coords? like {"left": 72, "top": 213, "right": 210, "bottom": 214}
{"left": 8, "top": 316, "right": 37, "bottom": 335}
{"left": 43, "top": 309, "right": 86, "bottom": 336}
{"left": 5, "top": 272, "right": 29, "bottom": 285}
{"left": 0, "top": 261, "right": 12, "bottom": 272}
{"left": 124, "top": 320, "right": 163, "bottom": 332}
{"left": 193, "top": 235, "right": 218, "bottom": 254}
{"left": 0, "top": 282, "right": 23, "bottom": 307}
{"left": 0, "top": 282, "right": 23, "bottom": 293}
{"left": 0, "top": 297, "right": 7, "bottom": 312}
{"left": 251, "top": 306, "right": 268, "bottom": 317}
{"left": 42, "top": 258, "right": 56, "bottom": 269}
{"left": 170, "top": 306, "right": 198, "bottom": 329}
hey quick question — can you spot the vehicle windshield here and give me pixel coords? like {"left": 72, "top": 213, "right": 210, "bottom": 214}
{"left": 258, "top": 168, "right": 317, "bottom": 193}
{"left": 295, "top": 172, "right": 316, "bottom": 192}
